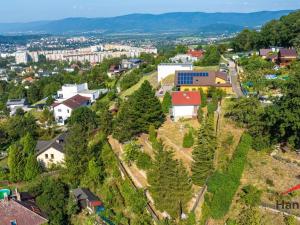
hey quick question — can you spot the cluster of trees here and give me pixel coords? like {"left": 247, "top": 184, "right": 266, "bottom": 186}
{"left": 29, "top": 177, "right": 74, "bottom": 225}
{"left": 148, "top": 130, "right": 192, "bottom": 220}
{"left": 231, "top": 10, "right": 300, "bottom": 52}
{"left": 113, "top": 80, "right": 165, "bottom": 142}
{"left": 194, "top": 45, "right": 221, "bottom": 66}
{"left": 226, "top": 63, "right": 300, "bottom": 150}
{"left": 7, "top": 133, "right": 41, "bottom": 182}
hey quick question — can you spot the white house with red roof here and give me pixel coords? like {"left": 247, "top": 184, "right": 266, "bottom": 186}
{"left": 52, "top": 94, "right": 90, "bottom": 125}
{"left": 171, "top": 91, "right": 201, "bottom": 121}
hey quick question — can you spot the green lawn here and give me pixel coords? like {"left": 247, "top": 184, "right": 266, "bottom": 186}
{"left": 120, "top": 71, "right": 158, "bottom": 99}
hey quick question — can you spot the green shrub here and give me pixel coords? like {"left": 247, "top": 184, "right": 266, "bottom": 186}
{"left": 240, "top": 185, "right": 262, "bottom": 207}
{"left": 182, "top": 130, "right": 194, "bottom": 148}
{"left": 284, "top": 215, "right": 297, "bottom": 225}
{"left": 266, "top": 178, "right": 274, "bottom": 187}
{"left": 136, "top": 152, "right": 152, "bottom": 170}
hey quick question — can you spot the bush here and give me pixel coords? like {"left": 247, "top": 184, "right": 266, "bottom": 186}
{"left": 240, "top": 185, "right": 262, "bottom": 207}
{"left": 183, "top": 130, "right": 194, "bottom": 148}
{"left": 284, "top": 215, "right": 297, "bottom": 225}
{"left": 266, "top": 178, "right": 274, "bottom": 187}
{"left": 123, "top": 141, "right": 140, "bottom": 164}
{"left": 136, "top": 152, "right": 152, "bottom": 170}
{"left": 206, "top": 133, "right": 252, "bottom": 219}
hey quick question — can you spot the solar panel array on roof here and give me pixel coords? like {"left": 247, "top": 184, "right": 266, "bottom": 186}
{"left": 177, "top": 72, "right": 209, "bottom": 85}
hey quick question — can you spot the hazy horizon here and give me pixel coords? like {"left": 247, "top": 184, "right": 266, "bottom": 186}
{"left": 0, "top": 0, "right": 299, "bottom": 23}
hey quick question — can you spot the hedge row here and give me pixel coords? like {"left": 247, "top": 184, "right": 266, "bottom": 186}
{"left": 206, "top": 133, "right": 252, "bottom": 219}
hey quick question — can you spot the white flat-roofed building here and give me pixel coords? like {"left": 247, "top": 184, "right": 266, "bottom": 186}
{"left": 157, "top": 63, "right": 193, "bottom": 83}
{"left": 56, "top": 83, "right": 108, "bottom": 102}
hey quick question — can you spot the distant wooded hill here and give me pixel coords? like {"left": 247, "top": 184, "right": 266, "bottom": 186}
{"left": 0, "top": 10, "right": 295, "bottom": 35}
{"left": 231, "top": 10, "right": 300, "bottom": 51}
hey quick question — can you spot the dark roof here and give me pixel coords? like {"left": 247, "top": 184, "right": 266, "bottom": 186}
{"left": 259, "top": 49, "right": 272, "bottom": 56}
{"left": 36, "top": 133, "right": 67, "bottom": 156}
{"left": 6, "top": 98, "right": 27, "bottom": 106}
{"left": 172, "top": 91, "right": 201, "bottom": 105}
{"left": 128, "top": 58, "right": 142, "bottom": 64}
{"left": 72, "top": 188, "right": 100, "bottom": 202}
{"left": 53, "top": 94, "right": 90, "bottom": 109}
{"left": 175, "top": 70, "right": 231, "bottom": 87}
{"left": 279, "top": 48, "right": 298, "bottom": 57}
{"left": 0, "top": 199, "right": 48, "bottom": 225}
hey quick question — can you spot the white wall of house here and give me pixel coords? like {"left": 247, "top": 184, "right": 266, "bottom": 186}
{"left": 37, "top": 147, "right": 65, "bottom": 168}
{"left": 78, "top": 91, "right": 100, "bottom": 102}
{"left": 157, "top": 64, "right": 193, "bottom": 83}
{"left": 57, "top": 83, "right": 88, "bottom": 99}
{"left": 53, "top": 104, "right": 73, "bottom": 125}
{"left": 172, "top": 105, "right": 198, "bottom": 121}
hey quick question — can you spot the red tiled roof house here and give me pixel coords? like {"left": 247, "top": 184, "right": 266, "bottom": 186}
{"left": 171, "top": 91, "right": 201, "bottom": 121}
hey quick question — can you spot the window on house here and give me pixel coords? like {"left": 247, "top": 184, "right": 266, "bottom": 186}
{"left": 58, "top": 109, "right": 62, "bottom": 112}
{"left": 67, "top": 109, "right": 70, "bottom": 113}
{"left": 45, "top": 154, "right": 48, "bottom": 159}
{"left": 51, "top": 154, "right": 54, "bottom": 159}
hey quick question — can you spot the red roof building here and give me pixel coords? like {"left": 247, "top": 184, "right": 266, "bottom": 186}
{"left": 171, "top": 91, "right": 201, "bottom": 121}
{"left": 187, "top": 49, "right": 204, "bottom": 59}
{"left": 172, "top": 91, "right": 201, "bottom": 106}
{"left": 0, "top": 198, "right": 48, "bottom": 225}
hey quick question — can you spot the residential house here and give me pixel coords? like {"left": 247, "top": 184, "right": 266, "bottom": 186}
{"left": 6, "top": 99, "right": 29, "bottom": 115}
{"left": 121, "top": 58, "right": 142, "bottom": 69}
{"left": 259, "top": 49, "right": 272, "bottom": 58}
{"left": 36, "top": 133, "right": 67, "bottom": 168}
{"left": 157, "top": 63, "right": 193, "bottom": 83}
{"left": 107, "top": 64, "right": 125, "bottom": 77}
{"left": 52, "top": 95, "right": 90, "bottom": 125}
{"left": 171, "top": 91, "right": 201, "bottom": 121}
{"left": 187, "top": 49, "right": 204, "bottom": 59}
{"left": 71, "top": 188, "right": 104, "bottom": 214}
{"left": 175, "top": 70, "right": 233, "bottom": 94}
{"left": 278, "top": 48, "right": 298, "bottom": 66}
{"left": 56, "top": 83, "right": 107, "bottom": 103}
{"left": 0, "top": 189, "right": 48, "bottom": 225}
{"left": 170, "top": 54, "right": 198, "bottom": 64}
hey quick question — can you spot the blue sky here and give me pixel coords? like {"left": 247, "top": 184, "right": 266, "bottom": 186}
{"left": 0, "top": 0, "right": 299, "bottom": 23}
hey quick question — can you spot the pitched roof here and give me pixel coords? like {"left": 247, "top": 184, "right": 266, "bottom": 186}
{"left": 0, "top": 199, "right": 48, "bottom": 225}
{"left": 187, "top": 49, "right": 204, "bottom": 58}
{"left": 52, "top": 94, "right": 90, "bottom": 109}
{"left": 172, "top": 91, "right": 201, "bottom": 106}
{"left": 259, "top": 49, "right": 272, "bottom": 56}
{"left": 279, "top": 48, "right": 298, "bottom": 57}
{"left": 72, "top": 188, "right": 102, "bottom": 203}
{"left": 36, "top": 133, "right": 67, "bottom": 156}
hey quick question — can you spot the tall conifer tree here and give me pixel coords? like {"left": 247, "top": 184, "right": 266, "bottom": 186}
{"left": 191, "top": 115, "right": 216, "bottom": 185}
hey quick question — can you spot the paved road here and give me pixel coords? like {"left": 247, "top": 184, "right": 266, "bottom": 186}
{"left": 222, "top": 56, "right": 244, "bottom": 97}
